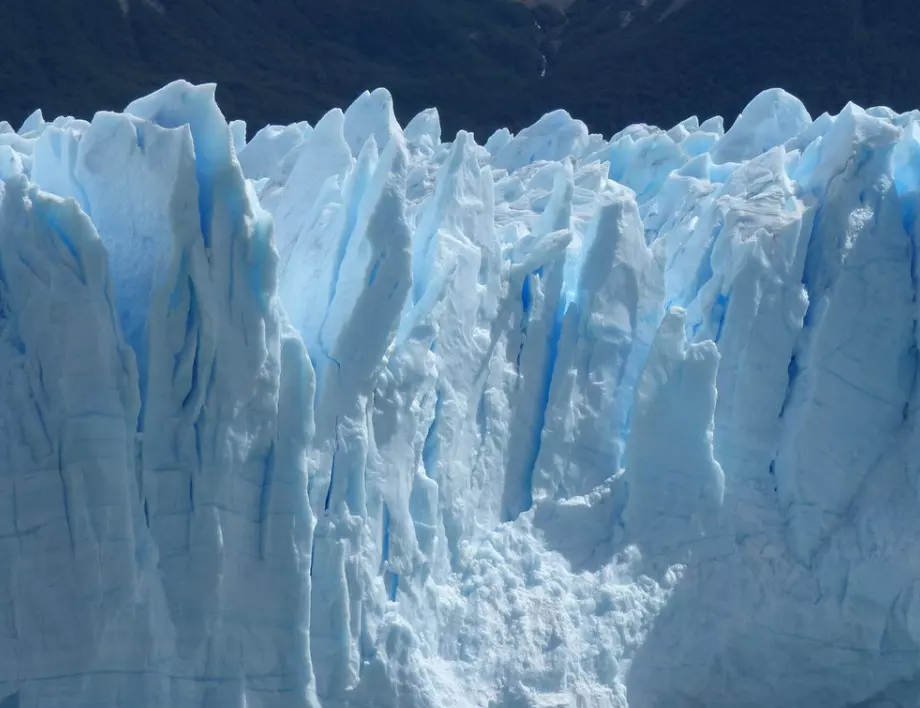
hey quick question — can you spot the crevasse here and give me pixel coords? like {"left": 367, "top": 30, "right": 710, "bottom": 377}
{"left": 0, "top": 82, "right": 919, "bottom": 708}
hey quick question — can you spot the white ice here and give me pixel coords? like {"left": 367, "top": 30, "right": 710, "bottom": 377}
{"left": 1, "top": 80, "right": 920, "bottom": 708}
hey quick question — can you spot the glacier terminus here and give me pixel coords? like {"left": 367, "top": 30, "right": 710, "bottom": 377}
{"left": 1, "top": 81, "right": 920, "bottom": 708}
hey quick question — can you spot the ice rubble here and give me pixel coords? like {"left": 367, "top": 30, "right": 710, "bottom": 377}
{"left": 0, "top": 81, "right": 919, "bottom": 708}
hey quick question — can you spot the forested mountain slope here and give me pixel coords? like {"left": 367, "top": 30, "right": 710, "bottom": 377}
{"left": 1, "top": 0, "right": 918, "bottom": 139}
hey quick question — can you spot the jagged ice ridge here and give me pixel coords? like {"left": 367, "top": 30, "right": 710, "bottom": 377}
{"left": 1, "top": 81, "right": 919, "bottom": 708}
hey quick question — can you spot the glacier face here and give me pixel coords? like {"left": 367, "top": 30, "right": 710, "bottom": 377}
{"left": 0, "top": 81, "right": 919, "bottom": 708}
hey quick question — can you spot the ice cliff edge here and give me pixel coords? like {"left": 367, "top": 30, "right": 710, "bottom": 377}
{"left": 0, "top": 81, "right": 919, "bottom": 708}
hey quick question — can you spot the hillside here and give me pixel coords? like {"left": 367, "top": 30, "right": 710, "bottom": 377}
{"left": 0, "top": 0, "right": 918, "bottom": 139}
{"left": 541, "top": 0, "right": 920, "bottom": 135}
{"left": 0, "top": 0, "right": 543, "bottom": 140}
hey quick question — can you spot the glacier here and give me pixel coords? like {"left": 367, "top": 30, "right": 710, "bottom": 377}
{"left": 0, "top": 80, "right": 919, "bottom": 708}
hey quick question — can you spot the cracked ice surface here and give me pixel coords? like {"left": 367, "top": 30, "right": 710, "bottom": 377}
{"left": 1, "top": 82, "right": 920, "bottom": 707}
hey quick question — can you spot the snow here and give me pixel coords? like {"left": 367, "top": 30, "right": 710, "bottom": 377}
{"left": 1, "top": 80, "right": 920, "bottom": 708}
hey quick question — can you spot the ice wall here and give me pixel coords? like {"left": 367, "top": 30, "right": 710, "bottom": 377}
{"left": 1, "top": 80, "right": 919, "bottom": 708}
{"left": 2, "top": 83, "right": 315, "bottom": 708}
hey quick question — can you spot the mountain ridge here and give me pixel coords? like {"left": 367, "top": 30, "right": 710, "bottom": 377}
{"left": 0, "top": 1, "right": 918, "bottom": 151}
